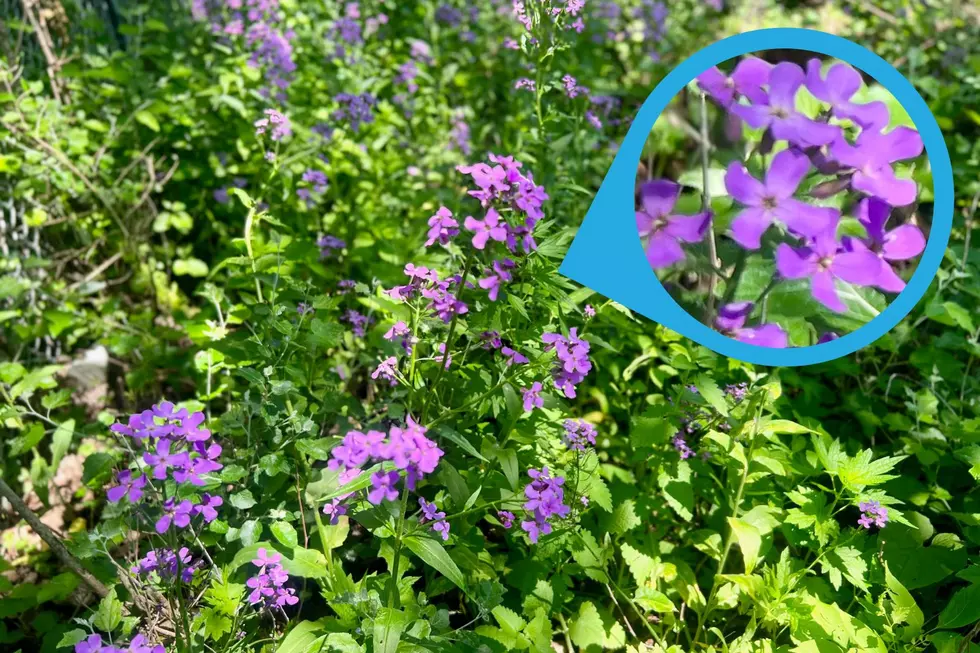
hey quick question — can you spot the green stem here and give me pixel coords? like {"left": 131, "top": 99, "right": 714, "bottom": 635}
{"left": 387, "top": 489, "right": 411, "bottom": 609}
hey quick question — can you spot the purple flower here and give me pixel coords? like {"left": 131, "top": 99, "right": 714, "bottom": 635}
{"left": 725, "top": 148, "right": 838, "bottom": 250}
{"left": 584, "top": 304, "right": 595, "bottom": 318}
{"left": 805, "top": 59, "right": 889, "bottom": 130}
{"left": 342, "top": 309, "right": 371, "bottom": 337}
{"left": 328, "top": 430, "right": 385, "bottom": 472}
{"left": 317, "top": 235, "right": 346, "bottom": 259}
{"left": 715, "top": 302, "right": 788, "bottom": 348}
{"left": 520, "top": 467, "right": 569, "bottom": 543}
{"left": 368, "top": 470, "right": 400, "bottom": 504}
{"left": 478, "top": 258, "right": 516, "bottom": 301}
{"left": 731, "top": 62, "right": 841, "bottom": 148}
{"left": 297, "top": 302, "right": 313, "bottom": 316}
{"left": 563, "top": 419, "right": 597, "bottom": 451}
{"left": 425, "top": 207, "right": 459, "bottom": 247}
{"left": 857, "top": 500, "right": 888, "bottom": 529}
{"left": 133, "top": 547, "right": 197, "bottom": 583}
{"left": 323, "top": 498, "right": 348, "bottom": 525}
{"left": 515, "top": 78, "right": 536, "bottom": 92}
{"left": 541, "top": 328, "right": 592, "bottom": 398}
{"left": 672, "top": 435, "right": 694, "bottom": 459}
{"left": 498, "top": 511, "right": 515, "bottom": 528}
{"left": 333, "top": 93, "right": 376, "bottom": 132}
{"left": 636, "top": 180, "right": 711, "bottom": 268}
{"left": 431, "top": 519, "right": 450, "bottom": 541}
{"left": 829, "top": 127, "right": 923, "bottom": 207}
{"left": 501, "top": 346, "right": 528, "bottom": 366}
{"left": 372, "top": 356, "right": 399, "bottom": 386}
{"left": 697, "top": 56, "right": 772, "bottom": 107}
{"left": 844, "top": 197, "right": 926, "bottom": 292}
{"left": 480, "top": 331, "right": 503, "bottom": 350}
{"left": 106, "top": 470, "right": 147, "bottom": 503}
{"left": 725, "top": 382, "right": 748, "bottom": 402}
{"left": 775, "top": 221, "right": 883, "bottom": 313}
{"left": 194, "top": 493, "right": 223, "bottom": 523}
{"left": 419, "top": 498, "right": 450, "bottom": 540}
{"left": 156, "top": 498, "right": 194, "bottom": 534}
{"left": 818, "top": 332, "right": 839, "bottom": 344}
{"left": 302, "top": 169, "right": 328, "bottom": 193}
{"left": 464, "top": 208, "right": 508, "bottom": 249}
{"left": 521, "top": 382, "right": 544, "bottom": 412}
{"left": 254, "top": 109, "right": 291, "bottom": 141}
{"left": 76, "top": 635, "right": 108, "bottom": 653}
{"left": 248, "top": 548, "right": 298, "bottom": 610}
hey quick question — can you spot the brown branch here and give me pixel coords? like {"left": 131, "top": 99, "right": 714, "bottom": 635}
{"left": 0, "top": 475, "right": 109, "bottom": 598}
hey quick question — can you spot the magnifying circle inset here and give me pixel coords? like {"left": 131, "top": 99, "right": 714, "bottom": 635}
{"left": 559, "top": 28, "right": 953, "bottom": 367}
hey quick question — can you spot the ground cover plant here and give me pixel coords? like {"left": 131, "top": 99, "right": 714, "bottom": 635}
{"left": 1, "top": 1, "right": 979, "bottom": 653}
{"left": 636, "top": 53, "right": 931, "bottom": 348}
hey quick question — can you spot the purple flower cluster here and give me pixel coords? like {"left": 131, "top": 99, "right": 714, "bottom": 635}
{"left": 383, "top": 321, "right": 413, "bottom": 353}
{"left": 191, "top": 1, "right": 295, "bottom": 100}
{"left": 75, "top": 634, "right": 164, "bottom": 653}
{"left": 247, "top": 548, "right": 299, "bottom": 610}
{"left": 672, "top": 435, "right": 695, "bottom": 460}
{"left": 456, "top": 154, "right": 549, "bottom": 258}
{"left": 132, "top": 547, "right": 200, "bottom": 583}
{"left": 107, "top": 402, "right": 224, "bottom": 534}
{"left": 643, "top": 55, "right": 928, "bottom": 347}
{"left": 297, "top": 169, "right": 328, "bottom": 207}
{"left": 541, "top": 328, "right": 592, "bottom": 398}
{"left": 327, "top": 418, "right": 444, "bottom": 507}
{"left": 387, "top": 264, "right": 469, "bottom": 323}
{"left": 563, "top": 419, "right": 597, "bottom": 451}
{"left": 419, "top": 498, "right": 451, "bottom": 541}
{"left": 332, "top": 93, "right": 377, "bottom": 132}
{"left": 449, "top": 111, "right": 472, "bottom": 155}
{"left": 372, "top": 356, "right": 398, "bottom": 386}
{"left": 254, "top": 108, "right": 291, "bottom": 141}
{"left": 520, "top": 467, "right": 570, "bottom": 543}
{"left": 857, "top": 500, "right": 889, "bottom": 529}
{"left": 425, "top": 207, "right": 460, "bottom": 247}
{"left": 342, "top": 309, "right": 371, "bottom": 337}
{"left": 317, "top": 234, "right": 345, "bottom": 259}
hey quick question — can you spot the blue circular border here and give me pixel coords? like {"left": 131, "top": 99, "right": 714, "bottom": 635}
{"left": 558, "top": 28, "right": 953, "bottom": 367}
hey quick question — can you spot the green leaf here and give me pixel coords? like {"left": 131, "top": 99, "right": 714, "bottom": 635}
{"left": 727, "top": 517, "right": 762, "bottom": 573}
{"left": 621, "top": 543, "right": 656, "bottom": 585}
{"left": 437, "top": 425, "right": 488, "bottom": 462}
{"left": 276, "top": 619, "right": 327, "bottom": 653}
{"left": 694, "top": 375, "right": 728, "bottom": 416}
{"left": 885, "top": 563, "right": 923, "bottom": 639}
{"left": 93, "top": 588, "right": 123, "bottom": 633}
{"left": 174, "top": 258, "right": 209, "bottom": 277}
{"left": 82, "top": 452, "right": 116, "bottom": 487}
{"left": 677, "top": 167, "right": 728, "bottom": 197}
{"left": 938, "top": 582, "right": 980, "bottom": 629}
{"left": 373, "top": 608, "right": 408, "bottom": 653}
{"left": 658, "top": 461, "right": 694, "bottom": 522}
{"left": 271, "top": 521, "right": 298, "bottom": 548}
{"left": 230, "top": 489, "right": 257, "bottom": 510}
{"left": 57, "top": 629, "right": 87, "bottom": 648}
{"left": 239, "top": 520, "right": 262, "bottom": 546}
{"left": 568, "top": 601, "right": 605, "bottom": 649}
{"left": 607, "top": 499, "right": 641, "bottom": 534}
{"left": 821, "top": 546, "right": 869, "bottom": 593}
{"left": 403, "top": 536, "right": 467, "bottom": 593}
{"left": 135, "top": 110, "right": 160, "bottom": 132}
{"left": 50, "top": 419, "right": 74, "bottom": 470}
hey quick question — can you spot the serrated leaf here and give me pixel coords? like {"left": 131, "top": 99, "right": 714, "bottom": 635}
{"left": 607, "top": 499, "right": 641, "bottom": 534}
{"left": 694, "top": 375, "right": 728, "bottom": 416}
{"left": 938, "top": 582, "right": 980, "bottom": 629}
{"left": 821, "top": 546, "right": 869, "bottom": 593}
{"left": 569, "top": 601, "right": 604, "bottom": 649}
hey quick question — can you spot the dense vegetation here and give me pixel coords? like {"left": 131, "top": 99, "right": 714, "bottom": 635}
{"left": 1, "top": 1, "right": 978, "bottom": 652}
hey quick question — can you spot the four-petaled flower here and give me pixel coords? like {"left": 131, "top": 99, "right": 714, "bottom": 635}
{"left": 715, "top": 302, "right": 788, "bottom": 348}
{"left": 635, "top": 180, "right": 711, "bottom": 269}
{"left": 726, "top": 148, "right": 838, "bottom": 250}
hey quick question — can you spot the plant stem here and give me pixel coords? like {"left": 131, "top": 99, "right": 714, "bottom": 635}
{"left": 387, "top": 489, "right": 411, "bottom": 609}
{"left": 692, "top": 400, "right": 764, "bottom": 647}
{"left": 0, "top": 476, "right": 110, "bottom": 598}
{"left": 699, "top": 91, "right": 719, "bottom": 324}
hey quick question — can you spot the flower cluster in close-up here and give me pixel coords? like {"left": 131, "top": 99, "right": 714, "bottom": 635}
{"left": 637, "top": 53, "right": 929, "bottom": 348}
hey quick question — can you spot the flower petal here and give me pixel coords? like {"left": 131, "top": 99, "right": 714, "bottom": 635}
{"left": 833, "top": 249, "right": 885, "bottom": 286}
{"left": 836, "top": 100, "right": 889, "bottom": 131}
{"left": 697, "top": 66, "right": 735, "bottom": 106}
{"left": 875, "top": 261, "right": 907, "bottom": 292}
{"left": 765, "top": 148, "right": 811, "bottom": 199}
{"left": 725, "top": 162, "right": 765, "bottom": 206}
{"left": 768, "top": 62, "right": 805, "bottom": 108}
{"left": 877, "top": 126, "right": 924, "bottom": 163}
{"left": 729, "top": 207, "right": 772, "bottom": 250}
{"left": 775, "top": 243, "right": 816, "bottom": 279}
{"left": 775, "top": 200, "right": 839, "bottom": 239}
{"left": 730, "top": 103, "right": 773, "bottom": 130}
{"left": 731, "top": 56, "right": 772, "bottom": 103}
{"left": 734, "top": 324, "right": 788, "bottom": 348}
{"left": 645, "top": 231, "right": 685, "bottom": 269}
{"left": 638, "top": 180, "right": 680, "bottom": 219}
{"left": 811, "top": 269, "right": 846, "bottom": 312}
{"left": 852, "top": 166, "right": 918, "bottom": 206}
{"left": 856, "top": 197, "right": 891, "bottom": 245}
{"left": 771, "top": 113, "right": 840, "bottom": 147}
{"left": 664, "top": 212, "right": 711, "bottom": 243}
{"left": 882, "top": 224, "right": 926, "bottom": 260}
{"left": 824, "top": 62, "right": 862, "bottom": 103}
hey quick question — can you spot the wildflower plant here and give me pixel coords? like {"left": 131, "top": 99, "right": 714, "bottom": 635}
{"left": 638, "top": 52, "right": 931, "bottom": 347}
